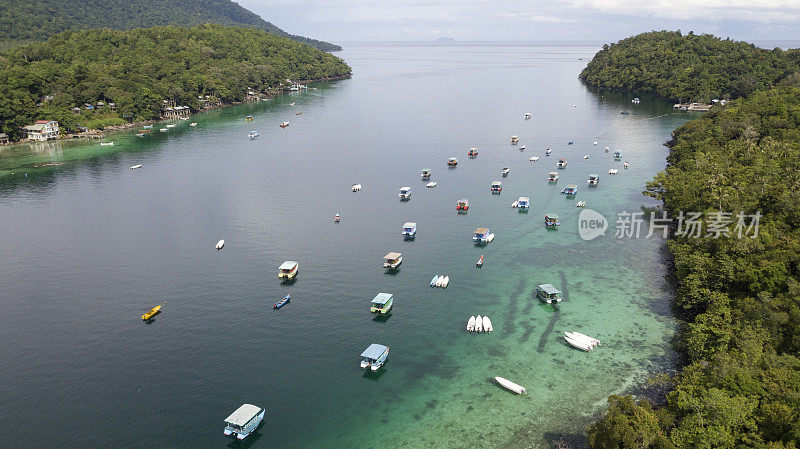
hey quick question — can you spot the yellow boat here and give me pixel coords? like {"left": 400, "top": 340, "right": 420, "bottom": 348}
{"left": 141, "top": 301, "right": 166, "bottom": 321}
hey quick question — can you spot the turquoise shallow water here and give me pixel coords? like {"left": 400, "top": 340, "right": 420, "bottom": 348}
{"left": 0, "top": 43, "right": 691, "bottom": 448}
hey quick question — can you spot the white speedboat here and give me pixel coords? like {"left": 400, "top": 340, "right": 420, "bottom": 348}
{"left": 430, "top": 275, "right": 439, "bottom": 287}
{"left": 436, "top": 275, "right": 446, "bottom": 288}
{"left": 593, "top": 141, "right": 598, "bottom": 145}
{"left": 426, "top": 181, "right": 437, "bottom": 188}
{"left": 520, "top": 145, "right": 526, "bottom": 150}
{"left": 189, "top": 122, "right": 197, "bottom": 126}
{"left": 130, "top": 164, "right": 142, "bottom": 170}
{"left": 475, "top": 315, "right": 483, "bottom": 332}
{"left": 511, "top": 201, "right": 518, "bottom": 208}
{"left": 467, "top": 316, "right": 476, "bottom": 332}
{"left": 495, "top": 376, "right": 526, "bottom": 394}
{"left": 352, "top": 184, "right": 362, "bottom": 191}
{"left": 159, "top": 128, "right": 168, "bottom": 132}
{"left": 100, "top": 142, "right": 114, "bottom": 146}
{"left": 529, "top": 156, "right": 539, "bottom": 161}
{"left": 576, "top": 201, "right": 586, "bottom": 207}
{"left": 179, "top": 117, "right": 189, "bottom": 120}
{"left": 608, "top": 169, "right": 619, "bottom": 175}
{"left": 441, "top": 276, "right": 450, "bottom": 288}
{"left": 545, "top": 148, "right": 552, "bottom": 155}
{"left": 623, "top": 162, "right": 630, "bottom": 168}
{"left": 215, "top": 239, "right": 225, "bottom": 250}
{"left": 166, "top": 124, "right": 176, "bottom": 128}
{"left": 564, "top": 334, "right": 593, "bottom": 351}
{"left": 584, "top": 155, "right": 589, "bottom": 159}
{"left": 483, "top": 316, "right": 492, "bottom": 333}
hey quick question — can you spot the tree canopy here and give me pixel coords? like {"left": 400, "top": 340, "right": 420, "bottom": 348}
{"left": 588, "top": 86, "right": 800, "bottom": 448}
{"left": 0, "top": 0, "right": 341, "bottom": 51}
{"left": 579, "top": 31, "right": 800, "bottom": 102}
{"left": 0, "top": 24, "right": 351, "bottom": 139}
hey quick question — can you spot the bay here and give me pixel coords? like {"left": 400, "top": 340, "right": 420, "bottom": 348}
{"left": 0, "top": 42, "right": 692, "bottom": 448}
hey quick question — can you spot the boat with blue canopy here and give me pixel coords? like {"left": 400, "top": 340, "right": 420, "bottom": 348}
{"left": 517, "top": 197, "right": 530, "bottom": 210}
{"left": 587, "top": 174, "right": 600, "bottom": 186}
{"left": 473, "top": 227, "right": 495, "bottom": 244}
{"left": 360, "top": 344, "right": 389, "bottom": 371}
{"left": 561, "top": 184, "right": 578, "bottom": 195}
{"left": 398, "top": 186, "right": 412, "bottom": 200}
{"left": 421, "top": 169, "right": 431, "bottom": 179}
{"left": 545, "top": 213, "right": 560, "bottom": 228}
{"left": 370, "top": 293, "right": 393, "bottom": 314}
{"left": 248, "top": 131, "right": 259, "bottom": 139}
{"left": 537, "top": 284, "right": 562, "bottom": 303}
{"left": 613, "top": 150, "right": 622, "bottom": 159}
{"left": 223, "top": 404, "right": 265, "bottom": 441}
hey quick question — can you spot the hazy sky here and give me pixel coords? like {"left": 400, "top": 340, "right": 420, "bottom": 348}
{"left": 238, "top": 0, "right": 800, "bottom": 44}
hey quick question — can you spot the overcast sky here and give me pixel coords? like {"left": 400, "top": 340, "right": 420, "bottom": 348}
{"left": 238, "top": 0, "right": 800, "bottom": 45}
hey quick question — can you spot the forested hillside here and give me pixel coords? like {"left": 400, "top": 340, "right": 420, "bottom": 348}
{"left": 0, "top": 0, "right": 341, "bottom": 51}
{"left": 0, "top": 25, "right": 351, "bottom": 139}
{"left": 580, "top": 31, "right": 800, "bottom": 102}
{"left": 588, "top": 86, "right": 800, "bottom": 448}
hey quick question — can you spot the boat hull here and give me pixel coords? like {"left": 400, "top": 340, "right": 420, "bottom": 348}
{"left": 495, "top": 376, "right": 526, "bottom": 394}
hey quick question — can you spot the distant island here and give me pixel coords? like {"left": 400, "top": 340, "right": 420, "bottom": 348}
{"left": 436, "top": 37, "right": 456, "bottom": 43}
{"left": 0, "top": 25, "right": 351, "bottom": 141}
{"left": 582, "top": 31, "right": 800, "bottom": 449}
{"left": 579, "top": 30, "right": 799, "bottom": 102}
{"left": 0, "top": 0, "right": 342, "bottom": 52}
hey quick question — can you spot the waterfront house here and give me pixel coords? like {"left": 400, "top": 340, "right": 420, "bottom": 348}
{"left": 0, "top": 133, "right": 8, "bottom": 144}
{"left": 23, "top": 120, "right": 59, "bottom": 141}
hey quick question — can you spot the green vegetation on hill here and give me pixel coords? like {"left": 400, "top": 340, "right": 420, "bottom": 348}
{"left": 0, "top": 0, "right": 341, "bottom": 51}
{"left": 579, "top": 31, "right": 800, "bottom": 102}
{"left": 588, "top": 86, "right": 800, "bottom": 448}
{"left": 0, "top": 24, "right": 351, "bottom": 140}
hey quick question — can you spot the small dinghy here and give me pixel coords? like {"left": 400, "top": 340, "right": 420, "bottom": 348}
{"left": 565, "top": 331, "right": 600, "bottom": 347}
{"left": 564, "top": 334, "right": 593, "bottom": 351}
{"left": 273, "top": 293, "right": 290, "bottom": 309}
{"left": 511, "top": 201, "right": 518, "bottom": 208}
{"left": 584, "top": 155, "right": 589, "bottom": 159}
{"left": 467, "top": 316, "right": 476, "bottom": 332}
{"left": 441, "top": 276, "right": 450, "bottom": 288}
{"left": 215, "top": 239, "right": 225, "bottom": 250}
{"left": 545, "top": 148, "right": 552, "bottom": 155}
{"left": 593, "top": 141, "right": 598, "bottom": 146}
{"left": 519, "top": 145, "right": 526, "bottom": 151}
{"left": 189, "top": 122, "right": 197, "bottom": 126}
{"left": 130, "top": 164, "right": 142, "bottom": 170}
{"left": 476, "top": 254, "right": 484, "bottom": 268}
{"left": 334, "top": 213, "right": 340, "bottom": 223}
{"left": 576, "top": 201, "right": 586, "bottom": 207}
{"left": 430, "top": 275, "right": 439, "bottom": 287}
{"left": 279, "top": 121, "right": 289, "bottom": 128}
{"left": 160, "top": 128, "right": 168, "bottom": 132}
{"left": 436, "top": 275, "right": 446, "bottom": 288}
{"left": 605, "top": 146, "right": 610, "bottom": 152}
{"left": 141, "top": 301, "right": 166, "bottom": 321}
{"left": 529, "top": 156, "right": 539, "bottom": 162}
{"left": 166, "top": 124, "right": 177, "bottom": 128}
{"left": 608, "top": 169, "right": 619, "bottom": 175}
{"left": 426, "top": 181, "right": 437, "bottom": 188}
{"left": 352, "top": 184, "right": 362, "bottom": 191}
{"left": 483, "top": 316, "right": 492, "bottom": 333}
{"left": 495, "top": 376, "right": 526, "bottom": 394}
{"left": 475, "top": 315, "right": 483, "bottom": 332}
{"left": 623, "top": 161, "right": 630, "bottom": 168}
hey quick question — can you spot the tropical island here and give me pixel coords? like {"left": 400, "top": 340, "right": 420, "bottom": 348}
{"left": 0, "top": 0, "right": 341, "bottom": 51}
{"left": 0, "top": 24, "right": 351, "bottom": 141}
{"left": 582, "top": 32, "right": 800, "bottom": 449}
{"left": 580, "top": 30, "right": 800, "bottom": 103}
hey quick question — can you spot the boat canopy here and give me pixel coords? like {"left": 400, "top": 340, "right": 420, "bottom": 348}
{"left": 421, "top": 169, "right": 431, "bottom": 173}
{"left": 559, "top": 158, "right": 566, "bottom": 162}
{"left": 449, "top": 157, "right": 458, "bottom": 162}
{"left": 474, "top": 227, "right": 489, "bottom": 235}
{"left": 589, "top": 174, "right": 599, "bottom": 178}
{"left": 371, "top": 293, "right": 393, "bottom": 305}
{"left": 224, "top": 404, "right": 261, "bottom": 427}
{"left": 399, "top": 186, "right": 411, "bottom": 192}
{"left": 492, "top": 181, "right": 502, "bottom": 187}
{"left": 384, "top": 252, "right": 402, "bottom": 261}
{"left": 403, "top": 222, "right": 416, "bottom": 228}
{"left": 511, "top": 135, "right": 518, "bottom": 139}
{"left": 361, "top": 344, "right": 388, "bottom": 360}
{"left": 279, "top": 261, "right": 298, "bottom": 271}
{"left": 458, "top": 198, "right": 469, "bottom": 204}
{"left": 538, "top": 284, "right": 561, "bottom": 295}
{"left": 545, "top": 213, "right": 559, "bottom": 220}
{"left": 519, "top": 197, "right": 530, "bottom": 203}
{"left": 548, "top": 171, "right": 558, "bottom": 175}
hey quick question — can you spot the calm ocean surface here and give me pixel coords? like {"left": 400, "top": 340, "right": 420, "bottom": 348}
{"left": 0, "top": 43, "right": 693, "bottom": 448}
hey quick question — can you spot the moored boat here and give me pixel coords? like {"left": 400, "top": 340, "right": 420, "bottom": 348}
{"left": 456, "top": 198, "right": 469, "bottom": 212}
{"left": 402, "top": 222, "right": 417, "bottom": 238}
{"left": 360, "top": 344, "right": 389, "bottom": 371}
{"left": 517, "top": 197, "right": 530, "bottom": 210}
{"left": 491, "top": 181, "right": 502, "bottom": 193}
{"left": 524, "top": 113, "right": 532, "bottom": 119}
{"left": 529, "top": 156, "right": 539, "bottom": 161}
{"left": 223, "top": 404, "right": 265, "bottom": 441}
{"left": 483, "top": 316, "right": 492, "bottom": 333}
{"left": 561, "top": 184, "right": 578, "bottom": 195}
{"left": 547, "top": 172, "right": 559, "bottom": 182}
{"left": 565, "top": 331, "right": 600, "bottom": 347}
{"left": 189, "top": 122, "right": 197, "bottom": 126}
{"left": 608, "top": 168, "right": 619, "bottom": 175}
{"left": 383, "top": 252, "right": 402, "bottom": 269}
{"left": 421, "top": 168, "right": 431, "bottom": 179}
{"left": 475, "top": 315, "right": 483, "bottom": 332}
{"left": 473, "top": 227, "right": 494, "bottom": 244}
{"left": 370, "top": 293, "right": 393, "bottom": 314}
{"left": 537, "top": 284, "right": 562, "bottom": 303}
{"left": 476, "top": 254, "right": 484, "bottom": 268}
{"left": 447, "top": 157, "right": 458, "bottom": 167}
{"left": 278, "top": 261, "right": 299, "bottom": 280}
{"left": 557, "top": 158, "right": 567, "bottom": 169}
{"left": 398, "top": 186, "right": 412, "bottom": 200}
{"left": 546, "top": 148, "right": 552, "bottom": 155}
{"left": 215, "top": 239, "right": 225, "bottom": 250}
{"left": 141, "top": 301, "right": 166, "bottom": 321}
{"left": 495, "top": 376, "right": 526, "bottom": 394}
{"left": 510, "top": 135, "right": 519, "bottom": 144}
{"left": 613, "top": 150, "right": 622, "bottom": 159}
{"left": 279, "top": 121, "right": 289, "bottom": 128}
{"left": 248, "top": 131, "right": 259, "bottom": 139}
{"left": 130, "top": 164, "right": 142, "bottom": 170}
{"left": 426, "top": 181, "right": 437, "bottom": 188}
{"left": 352, "top": 184, "right": 362, "bottom": 191}
{"left": 274, "top": 293, "right": 290, "bottom": 309}
{"left": 544, "top": 213, "right": 560, "bottom": 228}
{"left": 564, "top": 335, "right": 593, "bottom": 351}
{"left": 468, "top": 147, "right": 478, "bottom": 157}
{"left": 576, "top": 200, "right": 587, "bottom": 207}
{"left": 501, "top": 167, "right": 510, "bottom": 177}
{"left": 430, "top": 275, "right": 439, "bottom": 287}
{"left": 467, "top": 316, "right": 476, "bottom": 331}
{"left": 334, "top": 213, "right": 340, "bottom": 223}
{"left": 587, "top": 174, "right": 600, "bottom": 186}
{"left": 100, "top": 142, "right": 114, "bottom": 146}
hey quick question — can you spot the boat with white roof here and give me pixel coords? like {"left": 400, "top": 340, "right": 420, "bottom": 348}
{"left": 398, "top": 186, "right": 412, "bottom": 200}
{"left": 383, "top": 252, "right": 402, "bottom": 270}
{"left": 473, "top": 228, "right": 495, "bottom": 244}
{"left": 223, "top": 404, "right": 265, "bottom": 441}
{"left": 426, "top": 181, "right": 437, "bottom": 188}
{"left": 370, "top": 293, "right": 393, "bottom": 314}
{"left": 402, "top": 222, "right": 417, "bottom": 238}
{"left": 491, "top": 181, "right": 502, "bottom": 193}
{"left": 278, "top": 261, "right": 299, "bottom": 280}
{"left": 587, "top": 174, "right": 600, "bottom": 186}
{"left": 360, "top": 344, "right": 389, "bottom": 371}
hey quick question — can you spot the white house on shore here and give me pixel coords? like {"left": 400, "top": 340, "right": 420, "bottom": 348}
{"left": 23, "top": 120, "right": 59, "bottom": 141}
